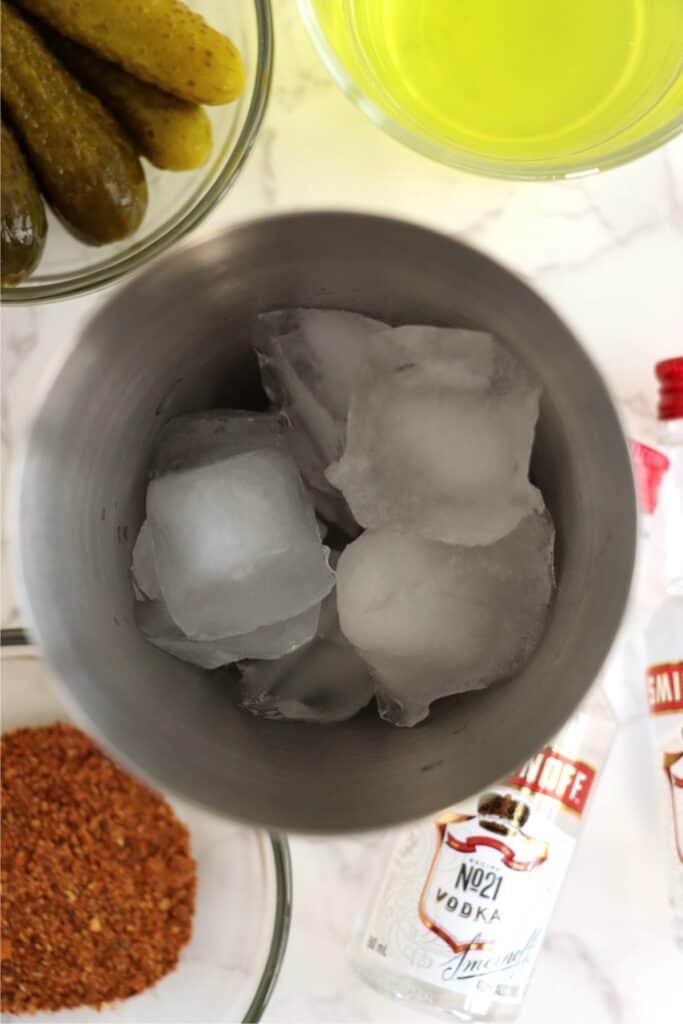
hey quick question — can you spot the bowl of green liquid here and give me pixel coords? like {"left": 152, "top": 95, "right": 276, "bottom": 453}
{"left": 300, "top": 0, "right": 683, "bottom": 179}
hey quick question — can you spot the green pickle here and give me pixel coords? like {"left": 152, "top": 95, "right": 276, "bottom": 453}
{"left": 47, "top": 32, "right": 213, "bottom": 172}
{"left": 1, "top": 121, "right": 47, "bottom": 285}
{"left": 1, "top": 3, "right": 148, "bottom": 245}
{"left": 13, "top": 0, "right": 245, "bottom": 105}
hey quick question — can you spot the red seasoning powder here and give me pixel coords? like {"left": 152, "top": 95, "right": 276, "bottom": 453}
{"left": 1, "top": 723, "right": 196, "bottom": 1015}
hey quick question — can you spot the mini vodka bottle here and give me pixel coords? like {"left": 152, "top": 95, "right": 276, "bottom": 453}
{"left": 645, "top": 356, "right": 683, "bottom": 950}
{"left": 350, "top": 689, "right": 615, "bottom": 1020}
{"left": 600, "top": 439, "right": 669, "bottom": 721}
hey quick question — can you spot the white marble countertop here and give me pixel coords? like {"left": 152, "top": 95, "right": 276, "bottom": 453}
{"left": 2, "top": 4, "right": 683, "bottom": 1021}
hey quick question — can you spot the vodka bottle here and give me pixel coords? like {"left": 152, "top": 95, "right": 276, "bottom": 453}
{"left": 645, "top": 356, "right": 683, "bottom": 950}
{"left": 350, "top": 690, "right": 615, "bottom": 1021}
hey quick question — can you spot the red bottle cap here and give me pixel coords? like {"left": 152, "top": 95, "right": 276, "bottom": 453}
{"left": 655, "top": 357, "right": 683, "bottom": 421}
{"left": 628, "top": 440, "right": 669, "bottom": 515}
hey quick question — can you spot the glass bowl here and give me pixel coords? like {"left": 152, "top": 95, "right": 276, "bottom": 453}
{"left": 0, "top": 634, "right": 292, "bottom": 1024}
{"left": 298, "top": 0, "right": 683, "bottom": 181}
{"left": 2, "top": 1, "right": 273, "bottom": 305}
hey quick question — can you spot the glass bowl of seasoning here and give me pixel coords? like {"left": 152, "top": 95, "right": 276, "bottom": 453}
{"left": 0, "top": 634, "right": 292, "bottom": 1023}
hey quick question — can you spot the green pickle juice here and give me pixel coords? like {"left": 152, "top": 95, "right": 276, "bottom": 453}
{"left": 312, "top": 0, "right": 683, "bottom": 165}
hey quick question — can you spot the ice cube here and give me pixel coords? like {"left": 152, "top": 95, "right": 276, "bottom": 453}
{"left": 363, "top": 325, "right": 534, "bottom": 393}
{"left": 254, "top": 308, "right": 385, "bottom": 534}
{"left": 151, "top": 410, "right": 288, "bottom": 477}
{"left": 283, "top": 421, "right": 361, "bottom": 538}
{"left": 147, "top": 448, "right": 335, "bottom": 640}
{"left": 238, "top": 594, "right": 374, "bottom": 723}
{"left": 131, "top": 519, "right": 161, "bottom": 601}
{"left": 254, "top": 308, "right": 387, "bottom": 463}
{"left": 151, "top": 407, "right": 358, "bottom": 537}
{"left": 336, "top": 514, "right": 555, "bottom": 726}
{"left": 327, "top": 326, "right": 543, "bottom": 546}
{"left": 136, "top": 595, "right": 321, "bottom": 669}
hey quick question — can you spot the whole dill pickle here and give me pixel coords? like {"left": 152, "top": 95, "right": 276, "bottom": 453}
{"left": 46, "top": 32, "right": 213, "bottom": 171}
{"left": 2, "top": 3, "right": 148, "bottom": 245}
{"left": 1, "top": 121, "right": 47, "bottom": 285}
{"left": 13, "top": 0, "right": 244, "bottom": 105}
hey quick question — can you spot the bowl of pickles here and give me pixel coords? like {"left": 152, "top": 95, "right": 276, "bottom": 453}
{"left": 1, "top": 0, "right": 273, "bottom": 302}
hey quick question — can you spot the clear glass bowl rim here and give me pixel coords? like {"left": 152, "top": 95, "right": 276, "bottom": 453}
{"left": 2, "top": 0, "right": 275, "bottom": 306}
{"left": 298, "top": 0, "right": 683, "bottom": 181}
{"left": 0, "top": 627, "right": 293, "bottom": 1024}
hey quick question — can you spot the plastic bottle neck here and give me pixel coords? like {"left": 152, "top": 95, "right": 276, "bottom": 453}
{"left": 656, "top": 357, "right": 683, "bottom": 424}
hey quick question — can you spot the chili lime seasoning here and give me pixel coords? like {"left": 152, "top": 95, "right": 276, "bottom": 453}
{"left": 1, "top": 723, "right": 196, "bottom": 1014}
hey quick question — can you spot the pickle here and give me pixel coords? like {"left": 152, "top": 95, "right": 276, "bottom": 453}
{"left": 13, "top": 0, "right": 245, "bottom": 106}
{"left": 1, "top": 121, "right": 47, "bottom": 285}
{"left": 47, "top": 32, "right": 213, "bottom": 171}
{"left": 1, "top": 4, "right": 148, "bottom": 245}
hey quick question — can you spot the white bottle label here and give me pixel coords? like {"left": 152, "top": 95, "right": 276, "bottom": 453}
{"left": 647, "top": 662, "right": 683, "bottom": 867}
{"left": 359, "top": 778, "right": 581, "bottom": 1005}
{"left": 666, "top": 752, "right": 683, "bottom": 864}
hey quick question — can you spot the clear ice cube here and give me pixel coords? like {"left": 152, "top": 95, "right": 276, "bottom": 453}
{"left": 254, "top": 308, "right": 387, "bottom": 462}
{"left": 131, "top": 519, "right": 161, "bottom": 601}
{"left": 336, "top": 514, "right": 555, "bottom": 727}
{"left": 254, "top": 308, "right": 385, "bottom": 534}
{"left": 238, "top": 592, "right": 374, "bottom": 723}
{"left": 283, "top": 421, "right": 361, "bottom": 538}
{"left": 363, "top": 325, "right": 534, "bottom": 392}
{"left": 151, "top": 410, "right": 288, "bottom": 478}
{"left": 327, "top": 326, "right": 543, "bottom": 546}
{"left": 136, "top": 595, "right": 321, "bottom": 669}
{"left": 147, "top": 448, "right": 335, "bottom": 640}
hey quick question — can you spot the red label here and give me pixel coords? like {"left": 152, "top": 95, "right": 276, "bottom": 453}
{"left": 445, "top": 831, "right": 548, "bottom": 872}
{"left": 506, "top": 747, "right": 595, "bottom": 815}
{"left": 647, "top": 662, "right": 683, "bottom": 715}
